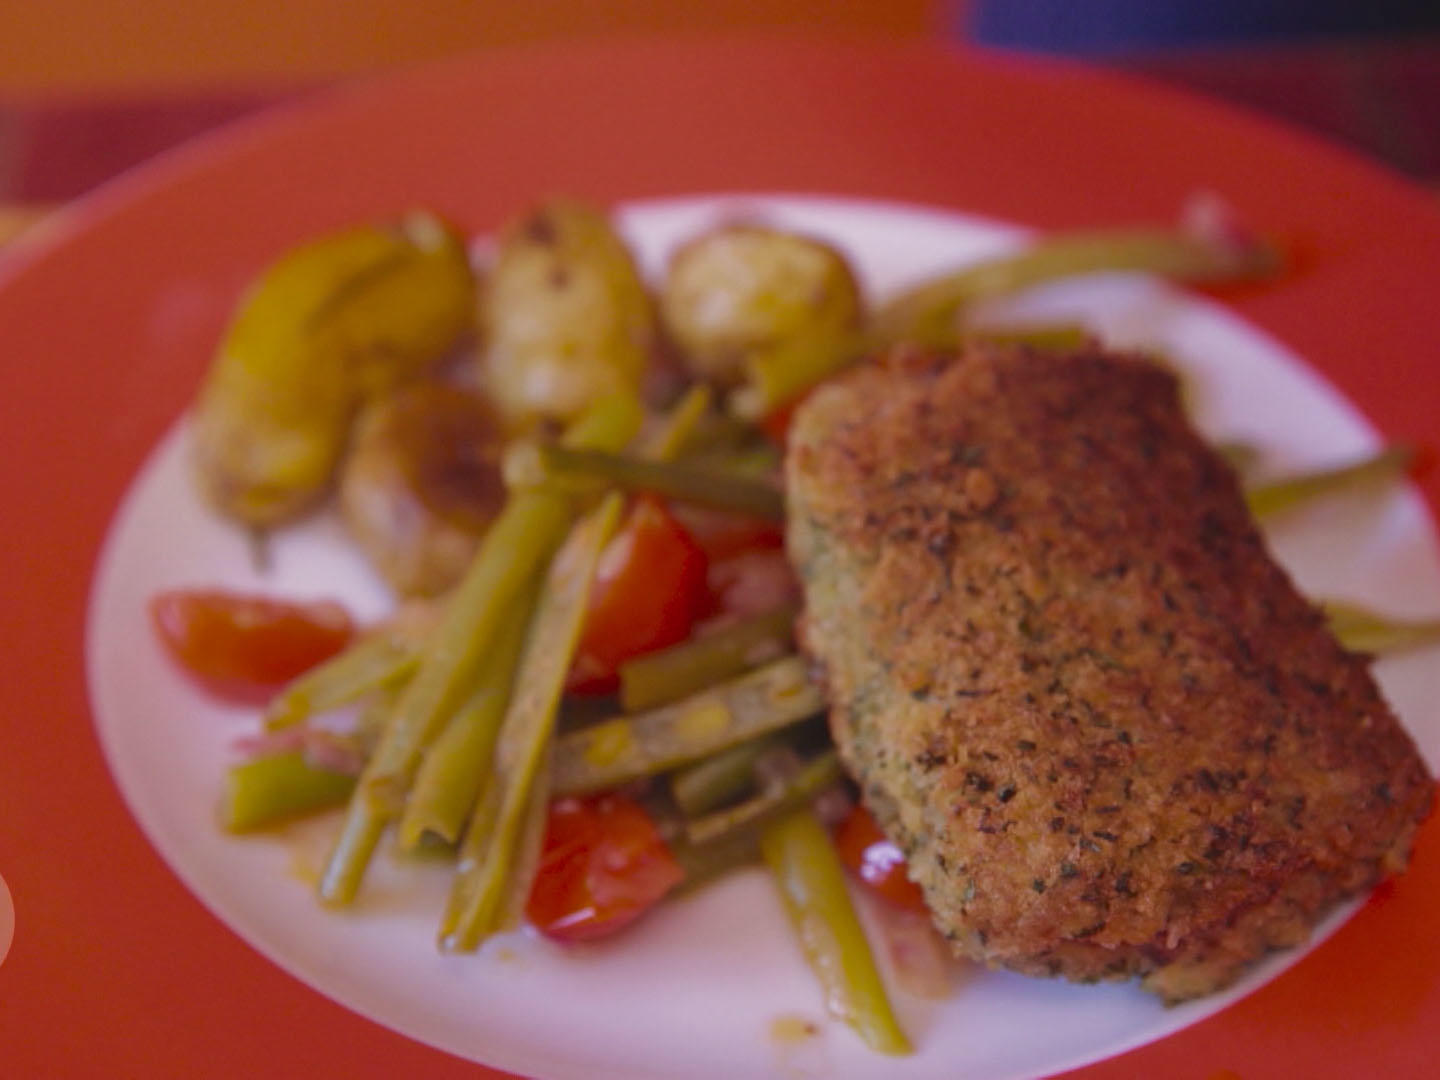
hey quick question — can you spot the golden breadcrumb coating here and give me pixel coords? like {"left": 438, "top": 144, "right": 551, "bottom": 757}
{"left": 786, "top": 344, "right": 1433, "bottom": 1001}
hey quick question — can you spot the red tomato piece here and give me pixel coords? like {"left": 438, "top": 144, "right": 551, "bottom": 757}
{"left": 149, "top": 589, "right": 355, "bottom": 704}
{"left": 756, "top": 382, "right": 822, "bottom": 449}
{"left": 758, "top": 397, "right": 801, "bottom": 448}
{"left": 707, "top": 548, "right": 801, "bottom": 620}
{"left": 670, "top": 502, "right": 785, "bottom": 563}
{"left": 566, "top": 496, "right": 709, "bottom": 695}
{"left": 525, "top": 793, "right": 685, "bottom": 942}
{"left": 834, "top": 804, "right": 929, "bottom": 913}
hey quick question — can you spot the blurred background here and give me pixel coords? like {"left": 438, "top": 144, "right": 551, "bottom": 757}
{"left": 0, "top": 0, "right": 1436, "bottom": 234}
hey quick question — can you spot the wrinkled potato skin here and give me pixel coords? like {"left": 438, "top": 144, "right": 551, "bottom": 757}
{"left": 480, "top": 200, "right": 656, "bottom": 428}
{"left": 192, "top": 213, "right": 476, "bottom": 525}
{"left": 339, "top": 382, "right": 507, "bottom": 597}
{"left": 659, "top": 224, "right": 862, "bottom": 385}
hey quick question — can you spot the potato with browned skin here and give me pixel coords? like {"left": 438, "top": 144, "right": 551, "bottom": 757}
{"left": 659, "top": 223, "right": 862, "bottom": 389}
{"left": 192, "top": 212, "right": 475, "bottom": 525}
{"left": 339, "top": 381, "right": 507, "bottom": 597}
{"left": 480, "top": 200, "right": 656, "bottom": 429}
{"left": 786, "top": 343, "right": 1433, "bottom": 1001}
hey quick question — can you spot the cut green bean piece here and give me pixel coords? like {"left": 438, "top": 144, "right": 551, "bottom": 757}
{"left": 504, "top": 386, "right": 747, "bottom": 498}
{"left": 641, "top": 383, "right": 713, "bottom": 460}
{"left": 737, "top": 321, "right": 1094, "bottom": 423}
{"left": 619, "top": 606, "right": 798, "bottom": 712}
{"left": 1324, "top": 600, "right": 1440, "bottom": 656}
{"left": 761, "top": 808, "right": 912, "bottom": 1056}
{"left": 872, "top": 228, "right": 1282, "bottom": 347}
{"left": 439, "top": 754, "right": 553, "bottom": 941}
{"left": 683, "top": 445, "right": 783, "bottom": 479}
{"left": 670, "top": 733, "right": 789, "bottom": 818}
{"left": 360, "top": 489, "right": 569, "bottom": 812}
{"left": 679, "top": 410, "right": 774, "bottom": 456}
{"left": 352, "top": 684, "right": 401, "bottom": 757}
{"left": 495, "top": 754, "right": 554, "bottom": 934}
{"left": 397, "top": 585, "right": 535, "bottom": 849}
{"left": 526, "top": 444, "right": 785, "bottom": 521}
{"left": 220, "top": 751, "right": 356, "bottom": 832}
{"left": 557, "top": 389, "right": 648, "bottom": 452}
{"left": 439, "top": 768, "right": 502, "bottom": 942}
{"left": 264, "top": 630, "right": 420, "bottom": 731}
{"left": 669, "top": 826, "right": 763, "bottom": 894}
{"left": 362, "top": 393, "right": 642, "bottom": 814}
{"left": 443, "top": 493, "right": 624, "bottom": 951}
{"left": 552, "top": 656, "right": 823, "bottom": 797}
{"left": 318, "top": 691, "right": 409, "bottom": 906}
{"left": 685, "top": 751, "right": 843, "bottom": 846}
{"left": 1245, "top": 445, "right": 1414, "bottom": 519}
{"left": 317, "top": 784, "right": 390, "bottom": 907}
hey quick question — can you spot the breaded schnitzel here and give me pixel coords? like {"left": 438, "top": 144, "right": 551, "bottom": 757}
{"left": 786, "top": 343, "right": 1433, "bottom": 1001}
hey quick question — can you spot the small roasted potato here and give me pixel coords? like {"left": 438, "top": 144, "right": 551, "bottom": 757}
{"left": 192, "top": 212, "right": 476, "bottom": 526}
{"left": 339, "top": 382, "right": 507, "bottom": 597}
{"left": 659, "top": 223, "right": 862, "bottom": 386}
{"left": 480, "top": 200, "right": 656, "bottom": 428}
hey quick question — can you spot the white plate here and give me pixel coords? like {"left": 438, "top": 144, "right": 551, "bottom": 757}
{"left": 86, "top": 195, "right": 1440, "bottom": 1080}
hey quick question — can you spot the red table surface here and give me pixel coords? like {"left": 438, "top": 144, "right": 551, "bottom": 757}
{"left": 0, "top": 35, "right": 1437, "bottom": 1079}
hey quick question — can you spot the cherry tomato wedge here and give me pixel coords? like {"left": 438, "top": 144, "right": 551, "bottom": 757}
{"left": 756, "top": 382, "right": 821, "bottom": 449}
{"left": 566, "top": 496, "right": 709, "bottom": 696}
{"left": 149, "top": 589, "right": 355, "bottom": 704}
{"left": 525, "top": 792, "right": 685, "bottom": 942}
{"left": 670, "top": 502, "right": 785, "bottom": 563}
{"left": 834, "top": 804, "right": 929, "bottom": 914}
{"left": 707, "top": 548, "right": 801, "bottom": 620}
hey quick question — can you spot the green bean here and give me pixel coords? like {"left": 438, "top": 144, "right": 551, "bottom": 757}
{"left": 619, "top": 606, "right": 798, "bottom": 712}
{"left": 677, "top": 410, "right": 773, "bottom": 457}
{"left": 494, "top": 754, "right": 554, "bottom": 934}
{"left": 396, "top": 586, "right": 535, "bottom": 849}
{"left": 315, "top": 396, "right": 640, "bottom": 906}
{"left": 683, "top": 445, "right": 783, "bottom": 479}
{"left": 264, "top": 628, "right": 420, "bottom": 731}
{"left": 760, "top": 808, "right": 912, "bottom": 1056}
{"left": 359, "top": 489, "right": 569, "bottom": 812}
{"left": 351, "top": 684, "right": 402, "bottom": 757}
{"left": 361, "top": 392, "right": 642, "bottom": 814}
{"left": 1324, "top": 599, "right": 1440, "bottom": 656}
{"left": 872, "top": 227, "right": 1282, "bottom": 347}
{"left": 502, "top": 382, "right": 716, "bottom": 497}
{"left": 443, "top": 494, "right": 624, "bottom": 951}
{"left": 439, "top": 770, "right": 501, "bottom": 943}
{"left": 668, "top": 826, "right": 763, "bottom": 894}
{"left": 317, "top": 688, "right": 415, "bottom": 907}
{"left": 670, "top": 733, "right": 788, "bottom": 818}
{"left": 557, "top": 389, "right": 648, "bottom": 453}
{"left": 666, "top": 748, "right": 840, "bottom": 890}
{"left": 220, "top": 751, "right": 356, "bottom": 832}
{"left": 551, "top": 656, "right": 824, "bottom": 797}
{"left": 641, "top": 383, "right": 713, "bottom": 460}
{"left": 438, "top": 755, "right": 552, "bottom": 938}
{"left": 520, "top": 444, "right": 785, "bottom": 521}
{"left": 735, "top": 223, "right": 1281, "bottom": 418}
{"left": 685, "top": 751, "right": 843, "bottom": 846}
{"left": 317, "top": 783, "right": 390, "bottom": 907}
{"left": 1245, "top": 444, "right": 1414, "bottom": 519}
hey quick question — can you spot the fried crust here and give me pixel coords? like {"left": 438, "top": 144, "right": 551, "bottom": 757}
{"left": 786, "top": 344, "right": 1433, "bottom": 1000}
